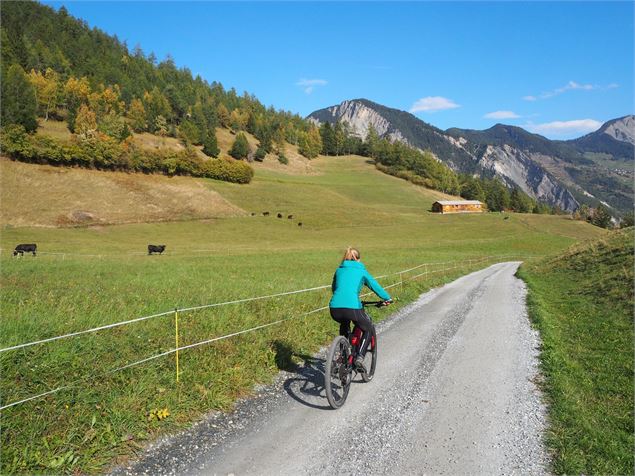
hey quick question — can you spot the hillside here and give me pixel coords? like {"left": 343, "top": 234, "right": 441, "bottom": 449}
{"left": 0, "top": 127, "right": 607, "bottom": 474}
{"left": 518, "top": 229, "right": 634, "bottom": 474}
{"left": 309, "top": 100, "right": 634, "bottom": 215}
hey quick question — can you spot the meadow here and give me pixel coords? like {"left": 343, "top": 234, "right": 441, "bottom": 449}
{"left": 519, "top": 229, "right": 634, "bottom": 475}
{"left": 0, "top": 154, "right": 605, "bottom": 473}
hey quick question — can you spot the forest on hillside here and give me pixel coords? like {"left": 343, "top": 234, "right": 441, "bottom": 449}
{"left": 0, "top": 1, "right": 584, "bottom": 215}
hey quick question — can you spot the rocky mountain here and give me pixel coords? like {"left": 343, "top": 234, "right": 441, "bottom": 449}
{"left": 308, "top": 100, "right": 634, "bottom": 214}
{"left": 567, "top": 115, "right": 634, "bottom": 160}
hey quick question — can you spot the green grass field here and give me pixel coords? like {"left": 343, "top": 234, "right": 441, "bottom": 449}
{"left": 518, "top": 229, "right": 634, "bottom": 475}
{"left": 0, "top": 155, "right": 605, "bottom": 474}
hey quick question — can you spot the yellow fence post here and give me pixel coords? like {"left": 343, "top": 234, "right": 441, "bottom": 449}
{"left": 174, "top": 308, "right": 180, "bottom": 383}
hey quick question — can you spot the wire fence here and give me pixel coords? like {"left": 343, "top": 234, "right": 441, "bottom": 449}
{"left": 0, "top": 254, "right": 525, "bottom": 411}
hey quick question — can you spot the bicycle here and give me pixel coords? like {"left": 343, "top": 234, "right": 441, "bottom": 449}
{"left": 324, "top": 300, "right": 390, "bottom": 409}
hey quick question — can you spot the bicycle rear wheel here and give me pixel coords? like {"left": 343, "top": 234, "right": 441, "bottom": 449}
{"left": 324, "top": 336, "right": 352, "bottom": 409}
{"left": 361, "top": 329, "right": 377, "bottom": 382}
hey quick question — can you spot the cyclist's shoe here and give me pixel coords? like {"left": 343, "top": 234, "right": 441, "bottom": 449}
{"left": 354, "top": 355, "right": 367, "bottom": 373}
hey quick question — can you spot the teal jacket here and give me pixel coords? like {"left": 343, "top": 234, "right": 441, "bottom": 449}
{"left": 329, "top": 260, "right": 391, "bottom": 309}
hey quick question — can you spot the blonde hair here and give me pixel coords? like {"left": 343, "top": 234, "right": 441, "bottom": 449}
{"left": 342, "top": 246, "right": 360, "bottom": 261}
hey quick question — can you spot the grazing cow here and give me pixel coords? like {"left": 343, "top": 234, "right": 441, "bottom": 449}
{"left": 277, "top": 213, "right": 283, "bottom": 218}
{"left": 13, "top": 243, "right": 37, "bottom": 257}
{"left": 148, "top": 244, "right": 166, "bottom": 255}
{"left": 504, "top": 216, "right": 509, "bottom": 220}
{"left": 287, "top": 215, "right": 293, "bottom": 219}
{"left": 263, "top": 212, "right": 270, "bottom": 216}
{"left": 250, "top": 212, "right": 256, "bottom": 216}
{"left": 297, "top": 222, "right": 303, "bottom": 227}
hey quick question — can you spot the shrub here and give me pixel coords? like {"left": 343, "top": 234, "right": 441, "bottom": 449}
{"left": 201, "top": 158, "right": 254, "bottom": 184}
{"left": 0, "top": 127, "right": 254, "bottom": 184}
{"left": 277, "top": 153, "right": 288, "bottom": 165}
{"left": 254, "top": 146, "right": 266, "bottom": 162}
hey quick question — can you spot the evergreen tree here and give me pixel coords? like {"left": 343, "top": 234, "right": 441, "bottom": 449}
{"left": 510, "top": 187, "right": 533, "bottom": 213}
{"left": 1, "top": 64, "right": 38, "bottom": 132}
{"left": 254, "top": 146, "right": 267, "bottom": 162}
{"left": 591, "top": 205, "right": 612, "bottom": 228}
{"left": 143, "top": 87, "right": 172, "bottom": 133}
{"left": 620, "top": 211, "right": 634, "bottom": 228}
{"left": 460, "top": 176, "right": 486, "bottom": 202}
{"left": 202, "top": 130, "right": 220, "bottom": 157}
{"left": 154, "top": 115, "right": 168, "bottom": 137}
{"left": 229, "top": 132, "right": 250, "bottom": 160}
{"left": 364, "top": 124, "right": 380, "bottom": 158}
{"left": 485, "top": 179, "right": 511, "bottom": 212}
{"left": 320, "top": 122, "right": 335, "bottom": 155}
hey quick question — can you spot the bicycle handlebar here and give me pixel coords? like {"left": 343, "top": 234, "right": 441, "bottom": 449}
{"left": 361, "top": 300, "right": 393, "bottom": 308}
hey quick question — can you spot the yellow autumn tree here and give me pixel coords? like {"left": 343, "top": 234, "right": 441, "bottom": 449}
{"left": 27, "top": 68, "right": 60, "bottom": 120}
{"left": 74, "top": 103, "right": 98, "bottom": 141}
{"left": 128, "top": 98, "right": 146, "bottom": 132}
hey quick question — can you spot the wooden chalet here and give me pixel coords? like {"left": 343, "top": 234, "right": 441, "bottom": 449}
{"left": 432, "top": 200, "right": 484, "bottom": 214}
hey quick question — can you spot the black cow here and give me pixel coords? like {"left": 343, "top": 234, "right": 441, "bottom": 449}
{"left": 277, "top": 213, "right": 283, "bottom": 218}
{"left": 287, "top": 215, "right": 293, "bottom": 219}
{"left": 297, "top": 222, "right": 303, "bottom": 227}
{"left": 263, "top": 212, "right": 270, "bottom": 216}
{"left": 148, "top": 244, "right": 166, "bottom": 255}
{"left": 14, "top": 243, "right": 37, "bottom": 257}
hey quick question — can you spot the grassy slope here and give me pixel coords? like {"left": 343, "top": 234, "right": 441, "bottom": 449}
{"left": 518, "top": 229, "right": 634, "bottom": 474}
{"left": 0, "top": 135, "right": 607, "bottom": 473}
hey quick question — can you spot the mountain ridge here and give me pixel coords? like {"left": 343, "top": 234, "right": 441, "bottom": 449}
{"left": 308, "top": 100, "right": 634, "bottom": 213}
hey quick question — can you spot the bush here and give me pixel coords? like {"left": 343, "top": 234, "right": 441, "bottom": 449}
{"left": 254, "top": 146, "right": 266, "bottom": 162}
{"left": 201, "top": 158, "right": 254, "bottom": 184}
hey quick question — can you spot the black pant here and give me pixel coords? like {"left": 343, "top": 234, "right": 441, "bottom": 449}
{"left": 329, "top": 308, "right": 374, "bottom": 358}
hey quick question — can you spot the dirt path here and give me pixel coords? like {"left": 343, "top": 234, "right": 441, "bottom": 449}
{"left": 113, "top": 262, "right": 549, "bottom": 476}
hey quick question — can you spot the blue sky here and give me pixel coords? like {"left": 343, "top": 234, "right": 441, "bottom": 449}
{"left": 44, "top": 1, "right": 633, "bottom": 139}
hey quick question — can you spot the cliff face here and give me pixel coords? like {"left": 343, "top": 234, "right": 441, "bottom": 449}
{"left": 308, "top": 99, "right": 410, "bottom": 144}
{"left": 309, "top": 99, "right": 590, "bottom": 212}
{"left": 601, "top": 115, "right": 635, "bottom": 145}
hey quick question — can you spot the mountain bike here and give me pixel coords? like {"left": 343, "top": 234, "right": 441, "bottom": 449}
{"left": 324, "top": 300, "right": 389, "bottom": 409}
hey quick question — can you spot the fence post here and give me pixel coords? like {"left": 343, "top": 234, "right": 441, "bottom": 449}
{"left": 174, "top": 308, "right": 180, "bottom": 383}
{"left": 400, "top": 272, "right": 404, "bottom": 291}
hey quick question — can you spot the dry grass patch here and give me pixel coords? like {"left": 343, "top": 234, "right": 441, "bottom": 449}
{"left": 0, "top": 158, "right": 244, "bottom": 227}
{"left": 215, "top": 128, "right": 316, "bottom": 175}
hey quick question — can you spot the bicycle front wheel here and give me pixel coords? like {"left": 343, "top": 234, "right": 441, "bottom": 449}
{"left": 324, "top": 336, "right": 352, "bottom": 409}
{"left": 361, "top": 329, "right": 377, "bottom": 382}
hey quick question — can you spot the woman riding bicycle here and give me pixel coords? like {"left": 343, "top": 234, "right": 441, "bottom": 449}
{"left": 329, "top": 247, "right": 392, "bottom": 372}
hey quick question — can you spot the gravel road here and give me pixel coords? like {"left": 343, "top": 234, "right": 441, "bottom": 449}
{"left": 113, "top": 262, "right": 549, "bottom": 476}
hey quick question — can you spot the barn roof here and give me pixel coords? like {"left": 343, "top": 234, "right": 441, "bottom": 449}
{"left": 434, "top": 200, "right": 483, "bottom": 206}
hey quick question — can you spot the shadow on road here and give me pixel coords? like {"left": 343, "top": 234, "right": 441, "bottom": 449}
{"left": 272, "top": 340, "right": 331, "bottom": 410}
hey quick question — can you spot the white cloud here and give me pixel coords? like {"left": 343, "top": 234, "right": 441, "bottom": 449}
{"left": 484, "top": 110, "right": 521, "bottom": 119}
{"left": 524, "top": 119, "right": 602, "bottom": 137}
{"left": 409, "top": 96, "right": 460, "bottom": 113}
{"left": 296, "top": 78, "right": 327, "bottom": 94}
{"left": 523, "top": 80, "right": 617, "bottom": 101}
